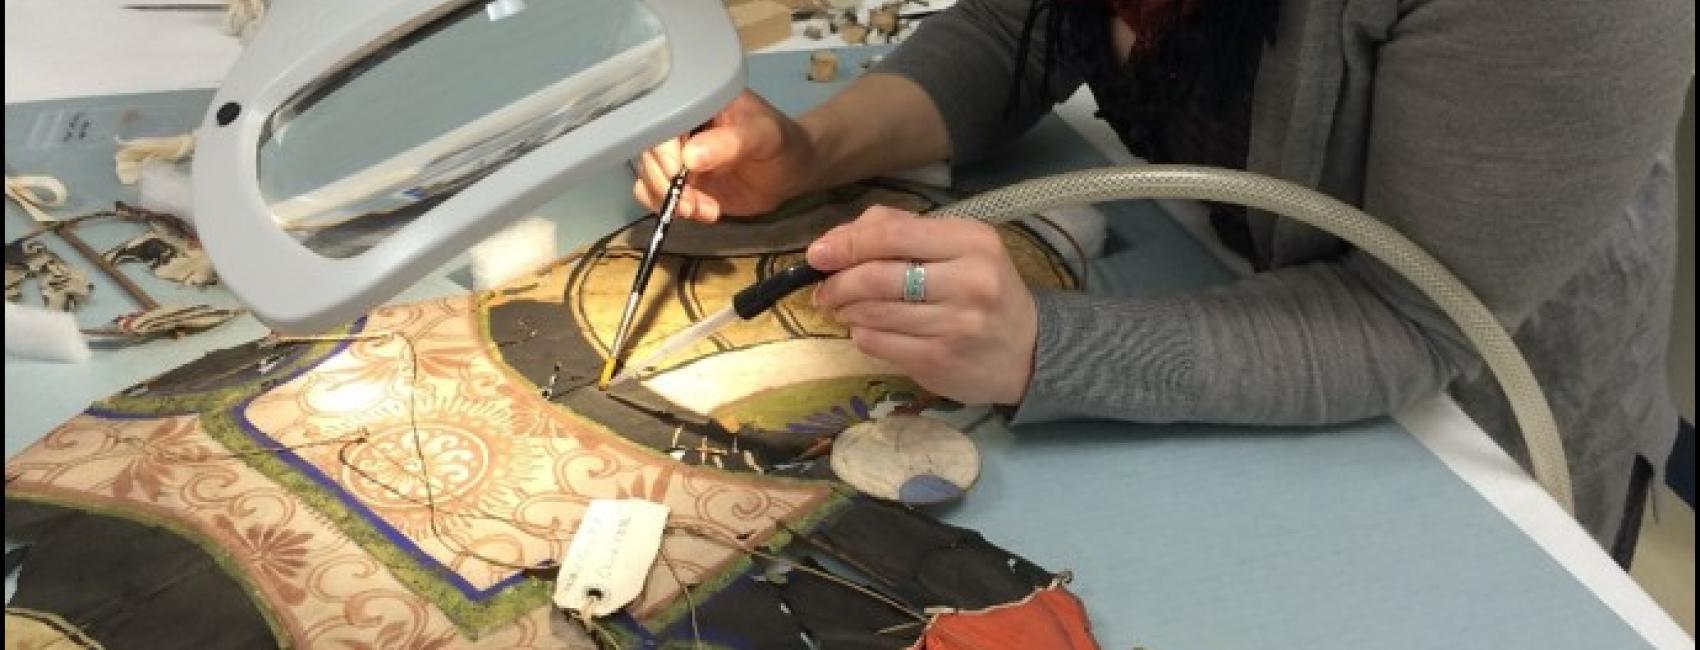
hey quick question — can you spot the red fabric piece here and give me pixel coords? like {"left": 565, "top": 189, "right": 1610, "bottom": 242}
{"left": 914, "top": 585, "right": 1101, "bottom": 650}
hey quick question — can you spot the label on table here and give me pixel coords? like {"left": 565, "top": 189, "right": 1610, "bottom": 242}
{"left": 553, "top": 499, "right": 670, "bottom": 617}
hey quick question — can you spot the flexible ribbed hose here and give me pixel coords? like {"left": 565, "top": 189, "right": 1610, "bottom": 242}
{"left": 931, "top": 165, "right": 1574, "bottom": 513}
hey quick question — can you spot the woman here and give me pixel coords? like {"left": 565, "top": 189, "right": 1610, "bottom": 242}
{"left": 633, "top": 0, "right": 1693, "bottom": 564}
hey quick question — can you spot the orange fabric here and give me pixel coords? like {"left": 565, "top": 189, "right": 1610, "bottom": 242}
{"left": 917, "top": 586, "right": 1100, "bottom": 650}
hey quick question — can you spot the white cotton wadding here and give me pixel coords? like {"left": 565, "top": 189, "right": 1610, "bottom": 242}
{"left": 224, "top": 0, "right": 268, "bottom": 42}
{"left": 470, "top": 217, "right": 558, "bottom": 291}
{"left": 115, "top": 134, "right": 195, "bottom": 185}
{"left": 135, "top": 161, "right": 196, "bottom": 223}
{"left": 1019, "top": 204, "right": 1107, "bottom": 277}
{"left": 5, "top": 302, "right": 91, "bottom": 363}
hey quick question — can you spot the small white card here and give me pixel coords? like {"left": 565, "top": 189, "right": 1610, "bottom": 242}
{"left": 553, "top": 499, "right": 671, "bottom": 617}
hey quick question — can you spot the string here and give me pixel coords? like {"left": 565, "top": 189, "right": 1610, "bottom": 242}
{"left": 109, "top": 431, "right": 368, "bottom": 463}
{"left": 360, "top": 332, "right": 564, "bottom": 571}
{"left": 570, "top": 593, "right": 624, "bottom": 650}
{"left": 271, "top": 333, "right": 572, "bottom": 573}
{"left": 668, "top": 523, "right": 926, "bottom": 623}
{"left": 658, "top": 547, "right": 703, "bottom": 650}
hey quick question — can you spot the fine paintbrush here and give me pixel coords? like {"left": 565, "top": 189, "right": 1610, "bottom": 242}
{"left": 598, "top": 167, "right": 689, "bottom": 389}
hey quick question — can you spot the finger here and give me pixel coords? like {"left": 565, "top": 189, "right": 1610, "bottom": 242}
{"left": 815, "top": 259, "right": 958, "bottom": 310}
{"left": 832, "top": 301, "right": 958, "bottom": 336}
{"left": 682, "top": 119, "right": 781, "bottom": 171}
{"left": 674, "top": 187, "right": 720, "bottom": 223}
{"left": 807, "top": 208, "right": 992, "bottom": 270}
{"left": 849, "top": 327, "right": 937, "bottom": 368}
{"left": 692, "top": 190, "right": 722, "bottom": 222}
{"left": 632, "top": 179, "right": 660, "bottom": 212}
{"left": 653, "top": 136, "right": 685, "bottom": 176}
{"left": 639, "top": 150, "right": 674, "bottom": 208}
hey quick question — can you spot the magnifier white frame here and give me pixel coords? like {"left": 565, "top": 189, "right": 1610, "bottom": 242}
{"left": 195, "top": 0, "right": 743, "bottom": 334}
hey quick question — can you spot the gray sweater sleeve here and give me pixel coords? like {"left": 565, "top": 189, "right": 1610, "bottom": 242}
{"left": 881, "top": 0, "right": 1692, "bottom": 426}
{"left": 873, "top": 0, "right": 1084, "bottom": 163}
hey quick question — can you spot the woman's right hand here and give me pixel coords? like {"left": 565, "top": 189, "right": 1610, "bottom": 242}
{"left": 633, "top": 89, "right": 819, "bottom": 223}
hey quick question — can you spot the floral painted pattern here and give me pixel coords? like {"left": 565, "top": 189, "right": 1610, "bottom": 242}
{"left": 107, "top": 417, "right": 210, "bottom": 501}
{"left": 213, "top": 515, "right": 312, "bottom": 605}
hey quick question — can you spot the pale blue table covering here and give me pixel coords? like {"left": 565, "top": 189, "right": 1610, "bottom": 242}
{"left": 3, "top": 47, "right": 1648, "bottom": 649}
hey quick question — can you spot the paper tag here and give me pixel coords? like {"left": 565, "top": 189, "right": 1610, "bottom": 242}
{"left": 553, "top": 499, "right": 670, "bottom": 617}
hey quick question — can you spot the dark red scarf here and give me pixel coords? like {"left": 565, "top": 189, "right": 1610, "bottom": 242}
{"left": 1004, "top": 0, "right": 1278, "bottom": 120}
{"left": 1104, "top": 0, "right": 1200, "bottom": 55}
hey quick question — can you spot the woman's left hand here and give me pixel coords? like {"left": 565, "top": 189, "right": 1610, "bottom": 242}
{"left": 807, "top": 207, "right": 1038, "bottom": 406}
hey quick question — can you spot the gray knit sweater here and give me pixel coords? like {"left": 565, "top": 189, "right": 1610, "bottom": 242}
{"left": 877, "top": 0, "right": 1693, "bottom": 545}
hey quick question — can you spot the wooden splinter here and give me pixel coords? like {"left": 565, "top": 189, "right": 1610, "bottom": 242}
{"left": 870, "top": 4, "right": 900, "bottom": 39}
{"left": 840, "top": 22, "right": 869, "bottom": 44}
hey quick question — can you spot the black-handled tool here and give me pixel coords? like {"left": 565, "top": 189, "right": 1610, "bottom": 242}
{"left": 607, "top": 261, "right": 834, "bottom": 385}
{"left": 732, "top": 261, "right": 832, "bottom": 318}
{"left": 599, "top": 168, "right": 689, "bottom": 388}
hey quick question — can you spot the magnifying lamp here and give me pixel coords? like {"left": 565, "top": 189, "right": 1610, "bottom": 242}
{"left": 194, "top": 0, "right": 740, "bottom": 335}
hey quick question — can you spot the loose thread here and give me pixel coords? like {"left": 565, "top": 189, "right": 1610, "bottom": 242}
{"left": 668, "top": 523, "right": 926, "bottom": 623}
{"left": 571, "top": 593, "right": 625, "bottom": 650}
{"left": 109, "top": 431, "right": 368, "bottom": 462}
{"left": 658, "top": 548, "right": 703, "bottom": 650}
{"left": 277, "top": 331, "right": 568, "bottom": 572}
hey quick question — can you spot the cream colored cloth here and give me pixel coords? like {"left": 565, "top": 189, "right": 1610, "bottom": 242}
{"left": 114, "top": 134, "right": 194, "bottom": 185}
{"left": 4, "top": 175, "right": 69, "bottom": 223}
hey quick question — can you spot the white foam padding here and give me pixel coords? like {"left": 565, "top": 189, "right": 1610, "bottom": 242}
{"left": 136, "top": 160, "right": 196, "bottom": 223}
{"left": 1021, "top": 203, "right": 1107, "bottom": 267}
{"left": 5, "top": 302, "right": 91, "bottom": 363}
{"left": 470, "top": 216, "right": 558, "bottom": 291}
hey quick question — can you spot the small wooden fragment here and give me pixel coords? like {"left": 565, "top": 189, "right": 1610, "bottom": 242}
{"left": 727, "top": 0, "right": 792, "bottom": 52}
{"left": 869, "top": 4, "right": 899, "bottom": 38}
{"left": 807, "top": 51, "right": 840, "bottom": 82}
{"left": 840, "top": 22, "right": 869, "bottom": 44}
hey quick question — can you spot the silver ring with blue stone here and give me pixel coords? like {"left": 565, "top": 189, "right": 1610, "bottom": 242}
{"left": 902, "top": 261, "right": 926, "bottom": 303}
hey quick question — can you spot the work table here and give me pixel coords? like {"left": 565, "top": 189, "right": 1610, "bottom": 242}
{"left": 3, "top": 1, "right": 1689, "bottom": 648}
